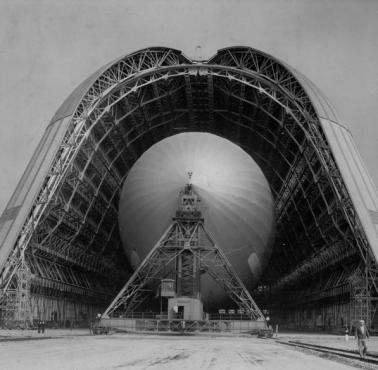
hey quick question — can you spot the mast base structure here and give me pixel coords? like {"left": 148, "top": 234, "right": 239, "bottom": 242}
{"left": 101, "top": 181, "right": 267, "bottom": 332}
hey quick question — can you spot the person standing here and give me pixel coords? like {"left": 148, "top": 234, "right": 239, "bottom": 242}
{"left": 355, "top": 319, "right": 369, "bottom": 358}
{"left": 344, "top": 326, "right": 349, "bottom": 342}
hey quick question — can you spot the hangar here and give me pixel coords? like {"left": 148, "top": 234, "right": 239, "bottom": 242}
{"left": 0, "top": 46, "right": 378, "bottom": 329}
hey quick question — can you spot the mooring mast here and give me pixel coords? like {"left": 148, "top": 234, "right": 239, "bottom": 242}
{"left": 103, "top": 176, "right": 265, "bottom": 322}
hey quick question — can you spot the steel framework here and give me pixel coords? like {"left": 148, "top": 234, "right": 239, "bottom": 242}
{"left": 0, "top": 46, "right": 378, "bottom": 328}
{"left": 103, "top": 184, "right": 264, "bottom": 320}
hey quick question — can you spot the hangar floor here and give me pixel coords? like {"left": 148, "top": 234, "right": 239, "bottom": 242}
{"left": 0, "top": 330, "right": 363, "bottom": 370}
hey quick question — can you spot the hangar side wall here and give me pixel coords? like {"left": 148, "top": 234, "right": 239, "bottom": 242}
{"left": 30, "top": 294, "right": 102, "bottom": 326}
{"left": 320, "top": 118, "right": 378, "bottom": 262}
{"left": 0, "top": 116, "right": 72, "bottom": 272}
{"left": 275, "top": 302, "right": 351, "bottom": 331}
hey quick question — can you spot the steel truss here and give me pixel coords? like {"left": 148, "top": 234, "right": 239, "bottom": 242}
{"left": 261, "top": 262, "right": 378, "bottom": 329}
{"left": 103, "top": 185, "right": 264, "bottom": 321}
{"left": 0, "top": 46, "right": 377, "bottom": 326}
{"left": 0, "top": 259, "right": 32, "bottom": 327}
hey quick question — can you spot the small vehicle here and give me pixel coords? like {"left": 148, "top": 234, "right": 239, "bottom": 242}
{"left": 257, "top": 328, "right": 273, "bottom": 338}
{"left": 90, "top": 321, "right": 109, "bottom": 335}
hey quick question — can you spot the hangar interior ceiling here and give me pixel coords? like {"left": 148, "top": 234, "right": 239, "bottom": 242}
{"left": 1, "top": 47, "right": 378, "bottom": 328}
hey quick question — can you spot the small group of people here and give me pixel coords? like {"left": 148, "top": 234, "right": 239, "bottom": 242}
{"left": 37, "top": 320, "right": 45, "bottom": 334}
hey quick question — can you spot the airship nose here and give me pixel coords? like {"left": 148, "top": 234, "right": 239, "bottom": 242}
{"left": 118, "top": 132, "right": 276, "bottom": 304}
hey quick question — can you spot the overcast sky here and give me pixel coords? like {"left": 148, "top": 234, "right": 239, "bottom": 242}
{"left": 0, "top": 0, "right": 377, "bottom": 214}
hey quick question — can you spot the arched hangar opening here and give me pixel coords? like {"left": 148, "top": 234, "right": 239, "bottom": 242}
{"left": 1, "top": 47, "right": 378, "bottom": 329}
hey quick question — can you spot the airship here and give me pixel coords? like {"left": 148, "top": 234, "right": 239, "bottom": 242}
{"left": 118, "top": 132, "right": 275, "bottom": 306}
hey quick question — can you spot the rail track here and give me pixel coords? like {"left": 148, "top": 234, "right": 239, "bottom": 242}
{"left": 277, "top": 340, "right": 378, "bottom": 367}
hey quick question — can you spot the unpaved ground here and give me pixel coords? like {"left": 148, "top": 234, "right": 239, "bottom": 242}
{"left": 0, "top": 331, "right": 357, "bottom": 370}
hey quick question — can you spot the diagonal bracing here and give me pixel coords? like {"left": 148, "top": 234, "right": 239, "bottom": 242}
{"left": 103, "top": 185, "right": 265, "bottom": 321}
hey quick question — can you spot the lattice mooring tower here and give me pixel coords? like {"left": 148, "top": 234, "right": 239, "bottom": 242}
{"left": 103, "top": 179, "right": 265, "bottom": 321}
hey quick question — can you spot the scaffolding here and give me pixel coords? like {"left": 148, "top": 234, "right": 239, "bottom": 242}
{"left": 0, "top": 260, "right": 32, "bottom": 328}
{"left": 349, "top": 262, "right": 378, "bottom": 328}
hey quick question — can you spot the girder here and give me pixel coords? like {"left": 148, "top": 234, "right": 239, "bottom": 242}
{"left": 209, "top": 114, "right": 340, "bottom": 273}
{"left": 1, "top": 46, "right": 378, "bottom": 327}
{"left": 103, "top": 188, "right": 265, "bottom": 321}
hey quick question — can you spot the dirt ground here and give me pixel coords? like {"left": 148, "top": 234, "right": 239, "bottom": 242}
{"left": 0, "top": 329, "right": 361, "bottom": 370}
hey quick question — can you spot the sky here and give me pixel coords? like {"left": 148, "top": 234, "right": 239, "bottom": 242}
{"left": 0, "top": 0, "right": 377, "bottom": 214}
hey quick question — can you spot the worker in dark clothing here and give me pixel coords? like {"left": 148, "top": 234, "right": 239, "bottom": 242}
{"left": 38, "top": 320, "right": 45, "bottom": 334}
{"left": 355, "top": 319, "right": 369, "bottom": 358}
